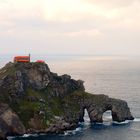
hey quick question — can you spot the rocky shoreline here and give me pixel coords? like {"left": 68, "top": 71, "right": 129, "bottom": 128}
{"left": 0, "top": 62, "right": 134, "bottom": 139}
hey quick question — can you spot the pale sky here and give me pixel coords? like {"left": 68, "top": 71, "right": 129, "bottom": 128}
{"left": 0, "top": 0, "right": 140, "bottom": 55}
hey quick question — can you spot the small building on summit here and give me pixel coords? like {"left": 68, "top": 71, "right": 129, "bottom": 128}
{"left": 13, "top": 54, "right": 45, "bottom": 63}
{"left": 14, "top": 54, "right": 30, "bottom": 63}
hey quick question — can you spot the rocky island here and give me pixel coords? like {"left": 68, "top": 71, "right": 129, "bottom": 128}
{"left": 0, "top": 62, "right": 134, "bottom": 139}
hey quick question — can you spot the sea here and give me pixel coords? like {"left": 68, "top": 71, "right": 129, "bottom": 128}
{"left": 0, "top": 54, "right": 140, "bottom": 140}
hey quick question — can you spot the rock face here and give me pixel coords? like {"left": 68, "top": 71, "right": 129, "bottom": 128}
{"left": 0, "top": 62, "right": 134, "bottom": 139}
{"left": 62, "top": 92, "right": 134, "bottom": 125}
{"left": 0, "top": 62, "right": 84, "bottom": 97}
{"left": 84, "top": 96, "right": 134, "bottom": 123}
{"left": 0, "top": 103, "right": 25, "bottom": 140}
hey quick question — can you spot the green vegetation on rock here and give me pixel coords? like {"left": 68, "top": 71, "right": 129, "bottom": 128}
{"left": 0, "top": 62, "right": 134, "bottom": 140}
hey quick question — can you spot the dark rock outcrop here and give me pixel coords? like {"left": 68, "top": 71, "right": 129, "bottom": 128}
{"left": 46, "top": 118, "right": 77, "bottom": 134}
{"left": 0, "top": 62, "right": 134, "bottom": 139}
{"left": 62, "top": 92, "right": 134, "bottom": 125}
{"left": 84, "top": 96, "right": 134, "bottom": 123}
{"left": 0, "top": 103, "right": 25, "bottom": 140}
{"left": 0, "top": 62, "right": 84, "bottom": 97}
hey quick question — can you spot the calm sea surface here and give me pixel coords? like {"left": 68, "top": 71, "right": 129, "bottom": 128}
{"left": 1, "top": 55, "right": 140, "bottom": 140}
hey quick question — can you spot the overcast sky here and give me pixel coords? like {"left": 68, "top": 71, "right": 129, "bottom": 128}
{"left": 0, "top": 0, "right": 140, "bottom": 55}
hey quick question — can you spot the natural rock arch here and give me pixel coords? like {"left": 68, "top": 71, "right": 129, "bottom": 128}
{"left": 79, "top": 96, "right": 134, "bottom": 123}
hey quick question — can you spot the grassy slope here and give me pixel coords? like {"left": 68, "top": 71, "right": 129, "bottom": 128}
{"left": 0, "top": 83, "right": 107, "bottom": 129}
{"left": 0, "top": 63, "right": 107, "bottom": 129}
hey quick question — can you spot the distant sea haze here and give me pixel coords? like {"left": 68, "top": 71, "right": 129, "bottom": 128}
{"left": 2, "top": 55, "right": 140, "bottom": 140}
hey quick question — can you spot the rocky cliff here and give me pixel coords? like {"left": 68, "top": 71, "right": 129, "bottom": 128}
{"left": 0, "top": 62, "right": 134, "bottom": 139}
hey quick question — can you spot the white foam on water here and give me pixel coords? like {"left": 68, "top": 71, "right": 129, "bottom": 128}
{"left": 7, "top": 136, "right": 14, "bottom": 140}
{"left": 63, "top": 121, "right": 92, "bottom": 136}
{"left": 64, "top": 127, "right": 82, "bottom": 136}
{"left": 7, "top": 134, "right": 38, "bottom": 139}
{"left": 133, "top": 118, "right": 140, "bottom": 122}
{"left": 103, "top": 121, "right": 112, "bottom": 126}
{"left": 113, "top": 118, "right": 140, "bottom": 124}
{"left": 113, "top": 120, "right": 131, "bottom": 124}
{"left": 22, "top": 134, "right": 31, "bottom": 137}
{"left": 7, "top": 117, "right": 140, "bottom": 138}
{"left": 23, "top": 133, "right": 38, "bottom": 137}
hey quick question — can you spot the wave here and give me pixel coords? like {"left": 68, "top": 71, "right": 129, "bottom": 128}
{"left": 63, "top": 116, "right": 90, "bottom": 136}
{"left": 64, "top": 127, "right": 82, "bottom": 136}
{"left": 7, "top": 136, "right": 14, "bottom": 140}
{"left": 22, "top": 134, "right": 38, "bottom": 137}
{"left": 7, "top": 134, "right": 38, "bottom": 139}
{"left": 22, "top": 134, "right": 32, "bottom": 137}
{"left": 8, "top": 117, "right": 140, "bottom": 138}
{"left": 113, "top": 117, "right": 140, "bottom": 125}
{"left": 133, "top": 118, "right": 140, "bottom": 122}
{"left": 113, "top": 120, "right": 131, "bottom": 125}
{"left": 40, "top": 117, "right": 140, "bottom": 136}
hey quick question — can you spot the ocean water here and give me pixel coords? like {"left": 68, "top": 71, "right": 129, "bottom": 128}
{"left": 1, "top": 55, "right": 140, "bottom": 140}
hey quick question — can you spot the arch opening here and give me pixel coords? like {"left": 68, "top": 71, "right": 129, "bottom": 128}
{"left": 103, "top": 110, "right": 112, "bottom": 124}
{"left": 83, "top": 109, "right": 90, "bottom": 124}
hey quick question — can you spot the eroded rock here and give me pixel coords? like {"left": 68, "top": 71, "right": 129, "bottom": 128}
{"left": 0, "top": 62, "right": 134, "bottom": 138}
{"left": 0, "top": 103, "right": 25, "bottom": 139}
{"left": 78, "top": 94, "right": 134, "bottom": 123}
